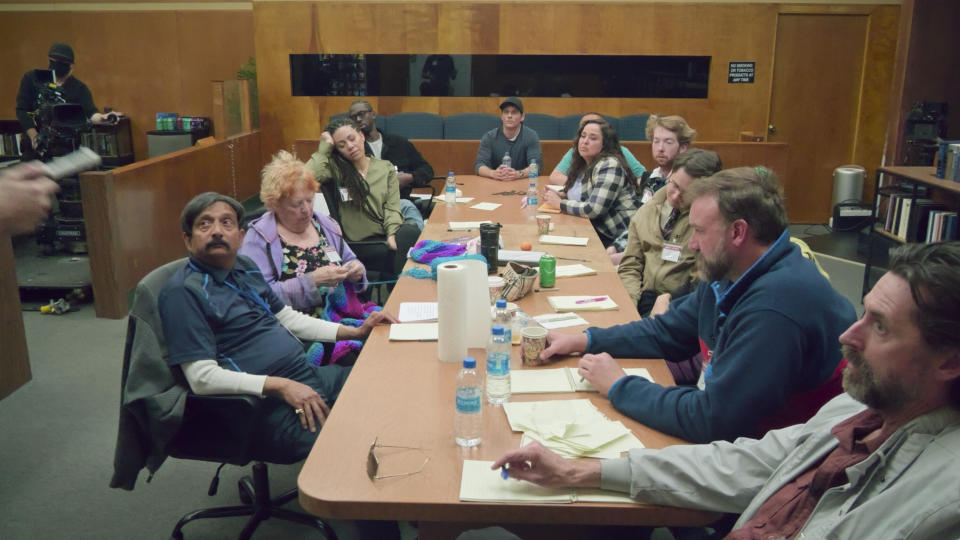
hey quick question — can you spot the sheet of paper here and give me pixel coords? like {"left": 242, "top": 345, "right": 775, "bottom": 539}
{"left": 555, "top": 264, "right": 597, "bottom": 278}
{"left": 572, "top": 368, "right": 652, "bottom": 392}
{"left": 548, "top": 296, "right": 618, "bottom": 312}
{"left": 398, "top": 302, "right": 438, "bottom": 322}
{"left": 433, "top": 196, "right": 474, "bottom": 203}
{"left": 545, "top": 184, "right": 563, "bottom": 192}
{"left": 388, "top": 322, "right": 439, "bottom": 341}
{"left": 503, "top": 399, "right": 607, "bottom": 433}
{"left": 510, "top": 368, "right": 574, "bottom": 393}
{"left": 409, "top": 193, "right": 432, "bottom": 200}
{"left": 498, "top": 250, "right": 545, "bottom": 265}
{"left": 521, "top": 429, "right": 644, "bottom": 460}
{"left": 533, "top": 312, "right": 589, "bottom": 330}
{"left": 449, "top": 221, "right": 491, "bottom": 230}
{"left": 459, "top": 460, "right": 573, "bottom": 503}
{"left": 539, "top": 235, "right": 589, "bottom": 246}
{"left": 470, "top": 202, "right": 502, "bottom": 211}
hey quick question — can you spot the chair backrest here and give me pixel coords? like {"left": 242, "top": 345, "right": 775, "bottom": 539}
{"left": 523, "top": 113, "right": 560, "bottom": 140}
{"left": 618, "top": 114, "right": 651, "bottom": 141}
{"left": 443, "top": 113, "right": 500, "bottom": 140}
{"left": 559, "top": 114, "right": 619, "bottom": 140}
{"left": 376, "top": 114, "right": 390, "bottom": 134}
{"left": 385, "top": 112, "right": 443, "bottom": 139}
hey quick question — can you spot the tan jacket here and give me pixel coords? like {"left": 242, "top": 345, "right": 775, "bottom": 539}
{"left": 617, "top": 188, "right": 697, "bottom": 304}
{"left": 306, "top": 141, "right": 403, "bottom": 241}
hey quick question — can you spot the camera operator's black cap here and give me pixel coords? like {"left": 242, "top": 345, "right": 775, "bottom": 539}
{"left": 49, "top": 43, "right": 75, "bottom": 63}
{"left": 499, "top": 96, "right": 524, "bottom": 114}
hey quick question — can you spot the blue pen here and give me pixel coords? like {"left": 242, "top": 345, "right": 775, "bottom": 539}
{"left": 500, "top": 465, "right": 509, "bottom": 479}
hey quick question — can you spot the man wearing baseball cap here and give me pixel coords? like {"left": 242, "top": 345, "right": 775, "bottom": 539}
{"left": 15, "top": 42, "right": 122, "bottom": 159}
{"left": 474, "top": 96, "right": 542, "bottom": 181}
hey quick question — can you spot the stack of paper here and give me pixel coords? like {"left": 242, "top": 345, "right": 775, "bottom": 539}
{"left": 470, "top": 202, "right": 502, "bottom": 211}
{"left": 555, "top": 264, "right": 597, "bottom": 278}
{"left": 539, "top": 235, "right": 589, "bottom": 246}
{"left": 502, "top": 399, "right": 643, "bottom": 459}
{"left": 532, "top": 312, "right": 588, "bottom": 329}
{"left": 459, "top": 460, "right": 635, "bottom": 504}
{"left": 388, "top": 323, "right": 439, "bottom": 341}
{"left": 547, "top": 296, "right": 618, "bottom": 312}
{"left": 511, "top": 367, "right": 651, "bottom": 394}
{"left": 449, "top": 221, "right": 490, "bottom": 230}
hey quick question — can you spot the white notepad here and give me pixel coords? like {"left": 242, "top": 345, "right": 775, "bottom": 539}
{"left": 388, "top": 322, "right": 439, "bottom": 341}
{"left": 398, "top": 302, "right": 438, "bottom": 322}
{"left": 532, "top": 312, "right": 588, "bottom": 330}
{"left": 555, "top": 264, "right": 597, "bottom": 278}
{"left": 539, "top": 235, "right": 589, "bottom": 246}
{"left": 547, "top": 296, "right": 618, "bottom": 312}
{"left": 470, "top": 202, "right": 502, "bottom": 211}
{"left": 459, "top": 460, "right": 636, "bottom": 503}
{"left": 545, "top": 184, "right": 563, "bottom": 192}
{"left": 498, "top": 250, "right": 545, "bottom": 265}
{"left": 449, "top": 221, "right": 491, "bottom": 230}
{"left": 511, "top": 367, "right": 651, "bottom": 394}
{"left": 433, "top": 196, "right": 474, "bottom": 203}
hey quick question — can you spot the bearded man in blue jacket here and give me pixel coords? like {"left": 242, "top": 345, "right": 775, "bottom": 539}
{"left": 539, "top": 166, "right": 857, "bottom": 443}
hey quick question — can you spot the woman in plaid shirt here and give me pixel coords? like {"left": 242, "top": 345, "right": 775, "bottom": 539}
{"left": 542, "top": 119, "right": 641, "bottom": 246}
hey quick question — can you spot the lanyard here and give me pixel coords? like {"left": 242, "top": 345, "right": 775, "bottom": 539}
{"left": 188, "top": 261, "right": 273, "bottom": 316}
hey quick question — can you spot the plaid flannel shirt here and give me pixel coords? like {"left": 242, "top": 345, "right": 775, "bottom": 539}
{"left": 561, "top": 156, "right": 640, "bottom": 242}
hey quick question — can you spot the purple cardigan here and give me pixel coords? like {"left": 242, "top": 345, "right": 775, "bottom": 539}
{"left": 240, "top": 211, "right": 367, "bottom": 311}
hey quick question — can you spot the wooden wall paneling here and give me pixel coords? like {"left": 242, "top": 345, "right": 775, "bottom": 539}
{"left": 853, "top": 5, "right": 900, "bottom": 204}
{"left": 0, "top": 236, "right": 31, "bottom": 401}
{"left": 0, "top": 9, "right": 254, "bottom": 163}
{"left": 81, "top": 131, "right": 261, "bottom": 318}
{"left": 437, "top": 3, "right": 500, "bottom": 53}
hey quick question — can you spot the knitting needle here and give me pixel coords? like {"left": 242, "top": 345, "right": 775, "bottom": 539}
{"left": 556, "top": 257, "right": 591, "bottom": 262}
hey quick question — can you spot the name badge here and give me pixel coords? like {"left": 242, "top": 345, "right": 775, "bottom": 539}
{"left": 322, "top": 244, "right": 342, "bottom": 264}
{"left": 661, "top": 243, "right": 682, "bottom": 262}
{"left": 339, "top": 188, "right": 351, "bottom": 202}
{"left": 641, "top": 188, "right": 655, "bottom": 204}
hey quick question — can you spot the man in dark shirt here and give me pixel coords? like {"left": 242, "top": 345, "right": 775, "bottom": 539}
{"left": 159, "top": 192, "right": 394, "bottom": 463}
{"left": 474, "top": 97, "right": 542, "bottom": 181}
{"left": 15, "top": 43, "right": 122, "bottom": 160}
{"left": 493, "top": 241, "right": 960, "bottom": 539}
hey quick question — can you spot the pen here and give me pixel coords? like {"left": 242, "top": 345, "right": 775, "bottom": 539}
{"left": 575, "top": 296, "right": 608, "bottom": 304}
{"left": 501, "top": 464, "right": 509, "bottom": 479}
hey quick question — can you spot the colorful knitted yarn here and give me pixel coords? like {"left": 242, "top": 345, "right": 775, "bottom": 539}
{"left": 403, "top": 253, "right": 489, "bottom": 280}
{"left": 409, "top": 239, "right": 466, "bottom": 264}
{"left": 306, "top": 283, "right": 381, "bottom": 366}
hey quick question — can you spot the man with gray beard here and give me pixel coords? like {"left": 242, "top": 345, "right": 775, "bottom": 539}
{"left": 493, "top": 241, "right": 960, "bottom": 539}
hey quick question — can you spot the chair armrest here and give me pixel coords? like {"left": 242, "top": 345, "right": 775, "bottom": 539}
{"left": 168, "top": 393, "right": 265, "bottom": 466}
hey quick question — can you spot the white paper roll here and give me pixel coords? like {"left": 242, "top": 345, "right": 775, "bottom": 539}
{"left": 460, "top": 259, "right": 495, "bottom": 348}
{"left": 437, "top": 263, "right": 469, "bottom": 363}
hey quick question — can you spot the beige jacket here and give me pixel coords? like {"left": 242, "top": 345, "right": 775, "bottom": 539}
{"left": 306, "top": 141, "right": 403, "bottom": 241}
{"left": 617, "top": 188, "right": 697, "bottom": 304}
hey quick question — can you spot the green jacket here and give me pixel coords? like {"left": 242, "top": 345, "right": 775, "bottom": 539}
{"left": 306, "top": 141, "right": 403, "bottom": 240}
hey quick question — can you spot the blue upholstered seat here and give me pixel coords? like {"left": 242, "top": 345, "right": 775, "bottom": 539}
{"left": 443, "top": 113, "right": 500, "bottom": 140}
{"left": 523, "top": 113, "right": 560, "bottom": 140}
{"left": 618, "top": 114, "right": 652, "bottom": 141}
{"left": 386, "top": 112, "right": 443, "bottom": 139}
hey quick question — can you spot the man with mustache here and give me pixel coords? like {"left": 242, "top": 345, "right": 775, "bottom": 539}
{"left": 494, "top": 241, "right": 960, "bottom": 539}
{"left": 538, "top": 167, "right": 856, "bottom": 443}
{"left": 158, "top": 192, "right": 396, "bottom": 463}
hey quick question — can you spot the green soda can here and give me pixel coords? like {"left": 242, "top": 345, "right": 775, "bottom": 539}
{"left": 539, "top": 253, "right": 556, "bottom": 288}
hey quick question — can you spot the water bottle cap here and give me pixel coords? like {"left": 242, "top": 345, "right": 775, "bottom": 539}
{"left": 495, "top": 299, "right": 507, "bottom": 308}
{"left": 463, "top": 356, "right": 476, "bottom": 368}
{"left": 492, "top": 325, "right": 504, "bottom": 335}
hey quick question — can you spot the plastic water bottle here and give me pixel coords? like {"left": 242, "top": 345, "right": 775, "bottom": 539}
{"left": 501, "top": 152, "right": 512, "bottom": 170}
{"left": 486, "top": 325, "right": 511, "bottom": 405}
{"left": 527, "top": 160, "right": 539, "bottom": 206}
{"left": 493, "top": 299, "right": 512, "bottom": 343}
{"left": 454, "top": 356, "right": 482, "bottom": 447}
{"left": 445, "top": 171, "right": 456, "bottom": 207}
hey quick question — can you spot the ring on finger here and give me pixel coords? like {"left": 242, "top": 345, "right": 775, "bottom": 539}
{"left": 295, "top": 408, "right": 305, "bottom": 415}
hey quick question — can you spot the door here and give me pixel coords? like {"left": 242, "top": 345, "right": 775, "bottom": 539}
{"left": 768, "top": 14, "right": 867, "bottom": 223}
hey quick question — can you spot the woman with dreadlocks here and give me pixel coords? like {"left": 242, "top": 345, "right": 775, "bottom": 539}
{"left": 306, "top": 117, "right": 420, "bottom": 276}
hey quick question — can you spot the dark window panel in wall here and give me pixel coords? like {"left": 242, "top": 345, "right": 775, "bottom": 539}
{"left": 290, "top": 54, "right": 710, "bottom": 98}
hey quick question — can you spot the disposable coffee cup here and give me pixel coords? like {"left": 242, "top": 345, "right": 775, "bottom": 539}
{"left": 535, "top": 214, "right": 551, "bottom": 235}
{"left": 521, "top": 326, "right": 549, "bottom": 366}
{"left": 488, "top": 276, "right": 505, "bottom": 303}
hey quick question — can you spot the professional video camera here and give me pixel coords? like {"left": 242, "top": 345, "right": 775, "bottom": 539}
{"left": 28, "top": 70, "right": 90, "bottom": 161}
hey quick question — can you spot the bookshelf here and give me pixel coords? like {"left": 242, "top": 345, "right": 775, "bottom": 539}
{"left": 0, "top": 119, "right": 25, "bottom": 162}
{"left": 80, "top": 117, "right": 134, "bottom": 168}
{"left": 862, "top": 166, "right": 960, "bottom": 296}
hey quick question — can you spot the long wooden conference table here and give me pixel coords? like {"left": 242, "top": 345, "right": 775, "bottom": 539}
{"left": 298, "top": 176, "right": 719, "bottom": 538}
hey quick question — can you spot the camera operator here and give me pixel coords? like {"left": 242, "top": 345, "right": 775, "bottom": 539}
{"left": 15, "top": 43, "right": 123, "bottom": 161}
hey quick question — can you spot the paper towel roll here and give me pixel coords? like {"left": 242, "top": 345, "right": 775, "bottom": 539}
{"left": 437, "top": 260, "right": 493, "bottom": 362}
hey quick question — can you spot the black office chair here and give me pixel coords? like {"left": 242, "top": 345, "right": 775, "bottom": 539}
{"left": 111, "top": 258, "right": 336, "bottom": 540}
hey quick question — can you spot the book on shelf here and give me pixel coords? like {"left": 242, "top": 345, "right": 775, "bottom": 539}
{"left": 936, "top": 139, "right": 960, "bottom": 179}
{"left": 907, "top": 200, "right": 946, "bottom": 243}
